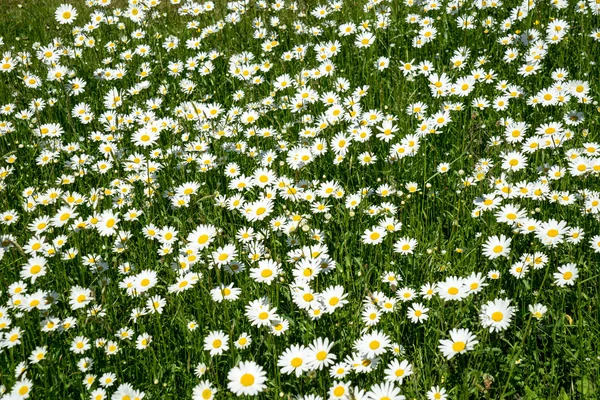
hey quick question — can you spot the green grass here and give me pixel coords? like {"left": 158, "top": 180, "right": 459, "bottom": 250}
{"left": 0, "top": 0, "right": 600, "bottom": 399}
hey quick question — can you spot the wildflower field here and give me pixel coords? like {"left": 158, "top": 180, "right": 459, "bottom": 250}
{"left": 1, "top": 0, "right": 600, "bottom": 398}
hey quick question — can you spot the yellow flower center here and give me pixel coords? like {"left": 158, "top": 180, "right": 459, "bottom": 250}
{"left": 240, "top": 374, "right": 254, "bottom": 387}
{"left": 491, "top": 311, "right": 503, "bottom": 322}
{"left": 291, "top": 357, "right": 303, "bottom": 367}
{"left": 452, "top": 341, "right": 466, "bottom": 352}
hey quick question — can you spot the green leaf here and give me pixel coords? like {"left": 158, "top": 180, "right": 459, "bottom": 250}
{"left": 576, "top": 376, "right": 596, "bottom": 396}
{"left": 558, "top": 388, "right": 570, "bottom": 400}
{"left": 523, "top": 386, "right": 543, "bottom": 400}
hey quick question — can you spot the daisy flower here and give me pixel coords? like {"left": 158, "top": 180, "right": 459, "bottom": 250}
{"left": 436, "top": 277, "right": 469, "bottom": 301}
{"left": 465, "top": 272, "right": 487, "bottom": 294}
{"left": 211, "top": 244, "right": 237, "bottom": 266}
{"left": 535, "top": 219, "right": 568, "bottom": 247}
{"left": 362, "top": 227, "right": 386, "bottom": 245}
{"left": 277, "top": 344, "right": 309, "bottom": 377}
{"left": 20, "top": 256, "right": 47, "bottom": 283}
{"left": 482, "top": 234, "right": 511, "bottom": 259}
{"left": 234, "top": 333, "right": 252, "bottom": 349}
{"left": 427, "top": 386, "right": 448, "bottom": 400}
{"left": 384, "top": 358, "right": 413, "bottom": 384}
{"left": 367, "top": 381, "right": 404, "bottom": 400}
{"left": 305, "top": 337, "right": 336, "bottom": 371}
{"left": 407, "top": 302, "right": 429, "bottom": 323}
{"left": 329, "top": 381, "right": 351, "bottom": 399}
{"left": 136, "top": 333, "right": 152, "bottom": 350}
{"left": 204, "top": 330, "right": 229, "bottom": 356}
{"left": 193, "top": 381, "right": 217, "bottom": 400}
{"left": 529, "top": 303, "right": 548, "bottom": 320}
{"left": 55, "top": 4, "right": 77, "bottom": 24}
{"left": 210, "top": 283, "right": 241, "bottom": 302}
{"left": 186, "top": 224, "right": 217, "bottom": 250}
{"left": 250, "top": 259, "right": 281, "bottom": 285}
{"left": 479, "top": 298, "right": 516, "bottom": 332}
{"left": 554, "top": 263, "right": 578, "bottom": 287}
{"left": 11, "top": 378, "right": 33, "bottom": 398}
{"left": 321, "top": 285, "right": 348, "bottom": 313}
{"left": 227, "top": 361, "right": 267, "bottom": 396}
{"left": 393, "top": 237, "right": 418, "bottom": 255}
{"left": 355, "top": 330, "right": 390, "bottom": 358}
{"left": 438, "top": 328, "right": 478, "bottom": 359}
{"left": 69, "top": 286, "right": 93, "bottom": 310}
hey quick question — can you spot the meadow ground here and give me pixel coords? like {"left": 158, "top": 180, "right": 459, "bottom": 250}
{"left": 1, "top": 0, "right": 600, "bottom": 399}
